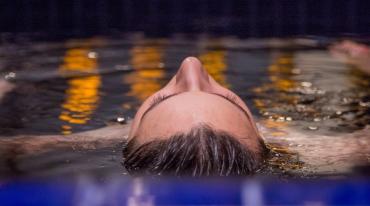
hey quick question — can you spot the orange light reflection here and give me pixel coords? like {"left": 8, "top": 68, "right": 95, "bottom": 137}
{"left": 124, "top": 45, "right": 165, "bottom": 102}
{"left": 58, "top": 44, "right": 101, "bottom": 135}
{"left": 199, "top": 50, "right": 228, "bottom": 87}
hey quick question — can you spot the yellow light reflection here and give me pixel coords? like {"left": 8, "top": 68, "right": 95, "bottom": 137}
{"left": 198, "top": 50, "right": 228, "bottom": 87}
{"left": 267, "top": 54, "right": 297, "bottom": 92}
{"left": 124, "top": 45, "right": 165, "bottom": 102}
{"left": 58, "top": 43, "right": 101, "bottom": 135}
{"left": 124, "top": 44, "right": 227, "bottom": 105}
{"left": 252, "top": 53, "right": 297, "bottom": 128}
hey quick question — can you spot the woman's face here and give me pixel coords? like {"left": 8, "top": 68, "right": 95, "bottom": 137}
{"left": 129, "top": 57, "right": 261, "bottom": 152}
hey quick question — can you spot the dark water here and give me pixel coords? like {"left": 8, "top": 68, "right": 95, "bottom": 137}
{"left": 0, "top": 36, "right": 273, "bottom": 135}
{"left": 0, "top": 36, "right": 369, "bottom": 178}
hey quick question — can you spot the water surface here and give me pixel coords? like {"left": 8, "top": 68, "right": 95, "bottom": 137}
{"left": 0, "top": 36, "right": 369, "bottom": 178}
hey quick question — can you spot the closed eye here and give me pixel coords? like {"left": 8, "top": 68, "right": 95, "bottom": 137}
{"left": 223, "top": 93, "right": 239, "bottom": 103}
{"left": 148, "top": 93, "right": 179, "bottom": 108}
{"left": 142, "top": 91, "right": 242, "bottom": 122}
{"left": 149, "top": 92, "right": 239, "bottom": 108}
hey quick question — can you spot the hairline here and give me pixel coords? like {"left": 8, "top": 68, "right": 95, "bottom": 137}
{"left": 128, "top": 123, "right": 266, "bottom": 154}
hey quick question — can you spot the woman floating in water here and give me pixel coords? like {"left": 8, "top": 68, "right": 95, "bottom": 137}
{"left": 1, "top": 41, "right": 369, "bottom": 176}
{"left": 122, "top": 57, "right": 267, "bottom": 175}
{"left": 0, "top": 57, "right": 267, "bottom": 176}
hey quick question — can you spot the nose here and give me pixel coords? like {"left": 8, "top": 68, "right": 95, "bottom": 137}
{"left": 176, "top": 57, "right": 210, "bottom": 91}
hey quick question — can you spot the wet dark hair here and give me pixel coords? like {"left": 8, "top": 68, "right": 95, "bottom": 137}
{"left": 122, "top": 124, "right": 268, "bottom": 176}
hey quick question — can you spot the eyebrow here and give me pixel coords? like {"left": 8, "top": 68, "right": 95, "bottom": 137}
{"left": 140, "top": 92, "right": 252, "bottom": 122}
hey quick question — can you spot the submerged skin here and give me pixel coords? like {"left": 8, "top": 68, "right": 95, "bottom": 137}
{"left": 129, "top": 57, "right": 261, "bottom": 153}
{"left": 330, "top": 40, "right": 370, "bottom": 75}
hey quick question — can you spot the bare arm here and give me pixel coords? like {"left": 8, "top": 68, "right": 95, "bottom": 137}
{"left": 0, "top": 124, "right": 130, "bottom": 155}
{"left": 329, "top": 40, "right": 370, "bottom": 75}
{"left": 260, "top": 121, "right": 370, "bottom": 175}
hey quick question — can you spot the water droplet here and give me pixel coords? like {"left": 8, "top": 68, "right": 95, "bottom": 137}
{"left": 342, "top": 97, "right": 351, "bottom": 104}
{"left": 116, "top": 116, "right": 126, "bottom": 124}
{"left": 313, "top": 118, "right": 321, "bottom": 122}
{"left": 286, "top": 117, "right": 292, "bottom": 121}
{"left": 277, "top": 116, "right": 285, "bottom": 122}
{"left": 263, "top": 111, "right": 270, "bottom": 116}
{"left": 87, "top": 51, "right": 97, "bottom": 59}
{"left": 301, "top": 81, "right": 312, "bottom": 87}
{"left": 359, "top": 101, "right": 370, "bottom": 107}
{"left": 4, "top": 72, "right": 16, "bottom": 80}
{"left": 336, "top": 111, "right": 343, "bottom": 115}
{"left": 308, "top": 126, "right": 319, "bottom": 130}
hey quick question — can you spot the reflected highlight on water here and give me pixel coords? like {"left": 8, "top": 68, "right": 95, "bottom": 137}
{"left": 0, "top": 36, "right": 369, "bottom": 177}
{"left": 58, "top": 40, "right": 102, "bottom": 134}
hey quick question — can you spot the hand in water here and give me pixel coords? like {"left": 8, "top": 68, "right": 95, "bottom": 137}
{"left": 0, "top": 79, "right": 14, "bottom": 101}
{"left": 329, "top": 40, "right": 370, "bottom": 75}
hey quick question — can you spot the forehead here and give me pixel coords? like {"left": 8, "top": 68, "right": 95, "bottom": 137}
{"left": 135, "top": 92, "right": 254, "bottom": 143}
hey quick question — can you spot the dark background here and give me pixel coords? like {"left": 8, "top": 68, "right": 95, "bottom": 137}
{"left": 1, "top": 0, "right": 370, "bottom": 39}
